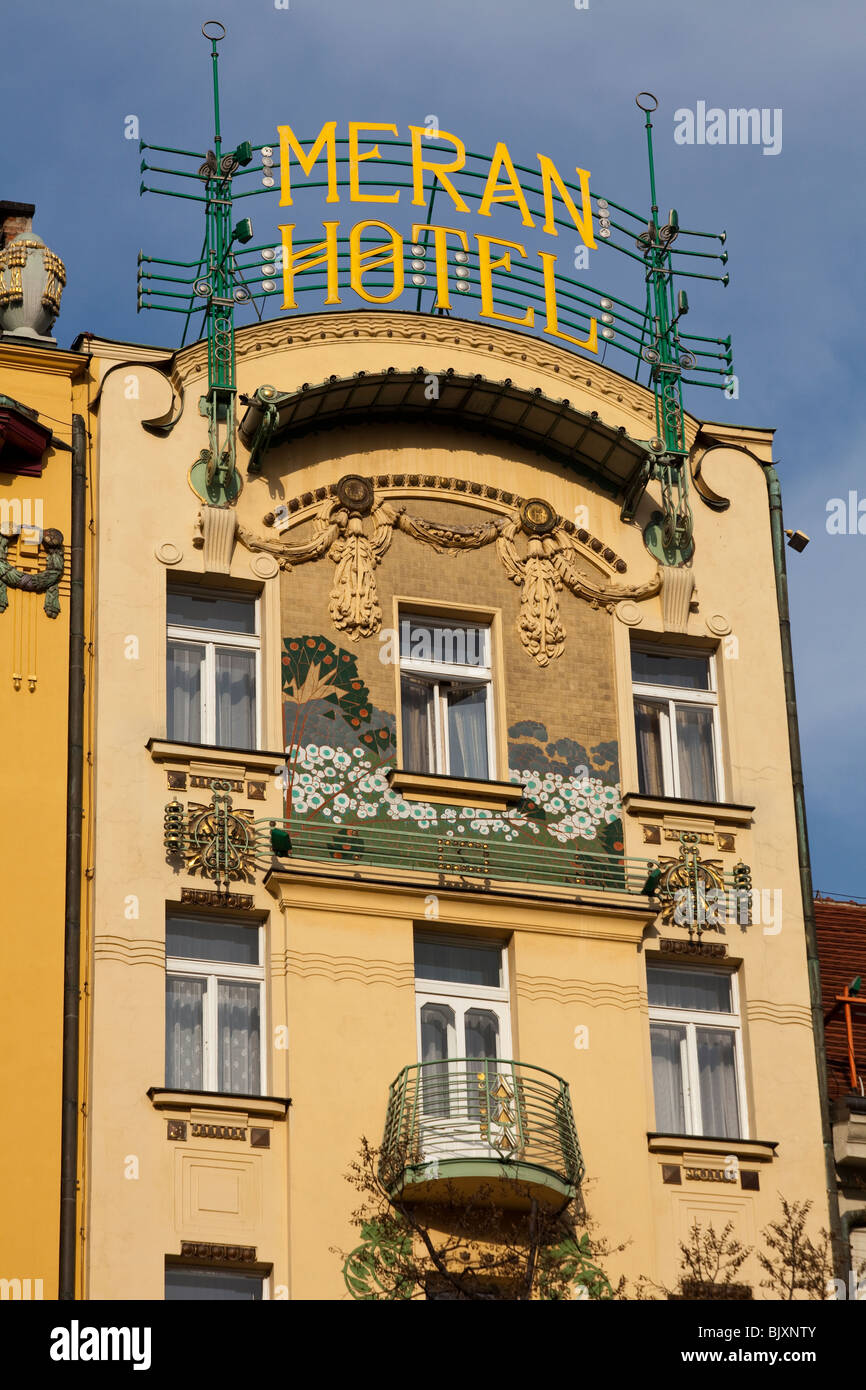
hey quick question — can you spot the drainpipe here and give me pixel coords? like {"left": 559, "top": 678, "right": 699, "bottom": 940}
{"left": 761, "top": 461, "right": 845, "bottom": 1277}
{"left": 59, "top": 413, "right": 87, "bottom": 1299}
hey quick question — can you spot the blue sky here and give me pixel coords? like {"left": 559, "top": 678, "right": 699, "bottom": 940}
{"left": 3, "top": 0, "right": 863, "bottom": 896}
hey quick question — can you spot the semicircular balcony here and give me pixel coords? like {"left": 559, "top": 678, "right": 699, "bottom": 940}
{"left": 380, "top": 1059, "right": 583, "bottom": 1213}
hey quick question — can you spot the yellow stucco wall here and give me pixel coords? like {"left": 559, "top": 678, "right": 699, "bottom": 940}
{"left": 0, "top": 342, "right": 92, "bottom": 1298}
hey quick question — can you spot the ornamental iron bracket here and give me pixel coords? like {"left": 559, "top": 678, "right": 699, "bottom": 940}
{"left": 652, "top": 831, "right": 751, "bottom": 938}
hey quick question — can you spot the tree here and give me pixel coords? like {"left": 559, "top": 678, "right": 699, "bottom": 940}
{"left": 757, "top": 1197, "right": 833, "bottom": 1301}
{"left": 636, "top": 1196, "right": 835, "bottom": 1301}
{"left": 334, "top": 1138, "right": 626, "bottom": 1301}
{"left": 670, "top": 1219, "right": 753, "bottom": 1300}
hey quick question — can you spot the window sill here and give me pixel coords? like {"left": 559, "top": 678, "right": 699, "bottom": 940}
{"left": 623, "top": 794, "right": 754, "bottom": 828}
{"left": 647, "top": 1133, "right": 777, "bottom": 1162}
{"left": 147, "top": 739, "right": 287, "bottom": 778}
{"left": 147, "top": 1087, "right": 290, "bottom": 1120}
{"left": 388, "top": 768, "right": 525, "bottom": 811}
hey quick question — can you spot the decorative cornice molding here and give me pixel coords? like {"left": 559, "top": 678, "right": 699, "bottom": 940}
{"left": 172, "top": 310, "right": 697, "bottom": 441}
{"left": 746, "top": 1000, "right": 812, "bottom": 1029}
{"left": 94, "top": 935, "right": 165, "bottom": 967}
{"left": 515, "top": 974, "right": 643, "bottom": 1009}
{"left": 271, "top": 948, "right": 413, "bottom": 988}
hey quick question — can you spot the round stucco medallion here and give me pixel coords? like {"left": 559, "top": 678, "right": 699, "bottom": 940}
{"left": 250, "top": 553, "right": 279, "bottom": 580}
{"left": 155, "top": 541, "right": 182, "bottom": 566}
{"left": 520, "top": 497, "right": 559, "bottom": 536}
{"left": 706, "top": 613, "right": 732, "bottom": 636}
{"left": 615, "top": 601, "right": 643, "bottom": 626}
{"left": 335, "top": 473, "right": 374, "bottom": 515}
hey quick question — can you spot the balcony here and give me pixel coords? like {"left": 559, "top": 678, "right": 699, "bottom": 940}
{"left": 832, "top": 1094, "right": 866, "bottom": 1168}
{"left": 276, "top": 819, "right": 653, "bottom": 905}
{"left": 381, "top": 1059, "right": 583, "bottom": 1212}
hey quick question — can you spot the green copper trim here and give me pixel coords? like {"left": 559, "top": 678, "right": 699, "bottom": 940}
{"left": 396, "top": 1157, "right": 575, "bottom": 1202}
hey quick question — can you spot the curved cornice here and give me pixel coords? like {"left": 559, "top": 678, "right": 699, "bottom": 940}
{"left": 237, "top": 366, "right": 662, "bottom": 497}
{"left": 170, "top": 308, "right": 700, "bottom": 444}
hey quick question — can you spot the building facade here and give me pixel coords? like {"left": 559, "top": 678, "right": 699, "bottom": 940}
{"left": 0, "top": 202, "right": 91, "bottom": 1300}
{"left": 76, "top": 305, "right": 837, "bottom": 1299}
{"left": 815, "top": 895, "right": 866, "bottom": 1289}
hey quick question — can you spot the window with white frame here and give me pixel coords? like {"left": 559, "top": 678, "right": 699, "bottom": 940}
{"left": 648, "top": 964, "right": 746, "bottom": 1139}
{"left": 167, "top": 588, "right": 260, "bottom": 749}
{"left": 165, "top": 915, "right": 264, "bottom": 1096}
{"left": 399, "top": 615, "right": 495, "bottom": 780}
{"left": 165, "top": 1267, "right": 264, "bottom": 1300}
{"left": 414, "top": 935, "right": 511, "bottom": 1120}
{"left": 632, "top": 647, "right": 723, "bottom": 802}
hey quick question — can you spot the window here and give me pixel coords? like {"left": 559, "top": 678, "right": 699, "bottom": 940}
{"left": 632, "top": 647, "right": 722, "bottom": 802}
{"left": 165, "top": 915, "right": 264, "bottom": 1096}
{"left": 648, "top": 964, "right": 746, "bottom": 1139}
{"left": 165, "top": 1267, "right": 263, "bottom": 1300}
{"left": 399, "top": 615, "right": 495, "bottom": 780}
{"left": 167, "top": 588, "right": 260, "bottom": 748}
{"left": 414, "top": 936, "right": 511, "bottom": 1121}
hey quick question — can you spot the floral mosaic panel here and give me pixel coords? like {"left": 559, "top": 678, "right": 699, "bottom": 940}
{"left": 281, "top": 635, "right": 624, "bottom": 871}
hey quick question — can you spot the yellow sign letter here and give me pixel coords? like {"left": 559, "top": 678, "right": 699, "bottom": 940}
{"left": 279, "top": 222, "right": 341, "bottom": 309}
{"left": 476, "top": 235, "right": 533, "bottom": 327}
{"left": 409, "top": 126, "right": 470, "bottom": 214}
{"left": 277, "top": 123, "right": 339, "bottom": 207}
{"left": 411, "top": 223, "right": 469, "bottom": 311}
{"left": 349, "top": 219, "right": 405, "bottom": 304}
{"left": 477, "top": 142, "right": 534, "bottom": 227}
{"left": 538, "top": 250, "right": 598, "bottom": 352}
{"left": 537, "top": 154, "right": 596, "bottom": 247}
{"left": 348, "top": 123, "right": 400, "bottom": 204}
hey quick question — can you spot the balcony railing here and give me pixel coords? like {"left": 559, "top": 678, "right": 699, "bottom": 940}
{"left": 279, "top": 819, "right": 651, "bottom": 897}
{"left": 381, "top": 1058, "right": 584, "bottom": 1197}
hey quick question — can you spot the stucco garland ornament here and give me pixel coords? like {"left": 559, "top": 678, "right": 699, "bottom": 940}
{"left": 237, "top": 479, "right": 661, "bottom": 660}
{"left": 497, "top": 499, "right": 662, "bottom": 667}
{"left": 0, "top": 528, "right": 64, "bottom": 618}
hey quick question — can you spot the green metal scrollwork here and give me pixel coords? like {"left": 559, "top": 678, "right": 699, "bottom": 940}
{"left": 0, "top": 528, "right": 64, "bottom": 618}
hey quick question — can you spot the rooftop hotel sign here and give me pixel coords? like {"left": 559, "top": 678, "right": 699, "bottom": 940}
{"left": 272, "top": 122, "right": 598, "bottom": 351}
{"left": 136, "top": 23, "right": 733, "bottom": 565}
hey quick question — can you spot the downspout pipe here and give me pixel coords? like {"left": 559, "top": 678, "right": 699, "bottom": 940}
{"left": 761, "top": 460, "right": 845, "bottom": 1277}
{"left": 59, "top": 413, "right": 87, "bottom": 1299}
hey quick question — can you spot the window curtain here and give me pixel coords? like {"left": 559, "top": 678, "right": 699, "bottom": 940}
{"left": 648, "top": 967, "right": 731, "bottom": 1013}
{"left": 634, "top": 699, "right": 665, "bottom": 796}
{"left": 697, "top": 1027, "right": 740, "bottom": 1137}
{"left": 415, "top": 939, "right": 501, "bottom": 989}
{"left": 215, "top": 648, "right": 256, "bottom": 748}
{"left": 676, "top": 704, "right": 717, "bottom": 801}
{"left": 218, "top": 981, "right": 261, "bottom": 1095}
{"left": 447, "top": 684, "right": 489, "bottom": 780}
{"left": 650, "top": 1023, "right": 687, "bottom": 1132}
{"left": 166, "top": 976, "right": 204, "bottom": 1090}
{"left": 167, "top": 642, "right": 204, "bottom": 743}
{"left": 420, "top": 1002, "right": 454, "bottom": 1118}
{"left": 400, "top": 676, "right": 434, "bottom": 773}
{"left": 464, "top": 1008, "right": 500, "bottom": 1124}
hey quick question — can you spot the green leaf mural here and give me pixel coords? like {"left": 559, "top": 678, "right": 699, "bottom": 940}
{"left": 281, "top": 636, "right": 625, "bottom": 887}
{"left": 281, "top": 635, "right": 395, "bottom": 822}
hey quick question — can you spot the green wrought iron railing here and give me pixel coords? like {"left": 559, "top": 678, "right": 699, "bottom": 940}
{"left": 162, "top": 781, "right": 753, "bottom": 924}
{"left": 278, "top": 817, "right": 642, "bottom": 893}
{"left": 381, "top": 1058, "right": 584, "bottom": 1190}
